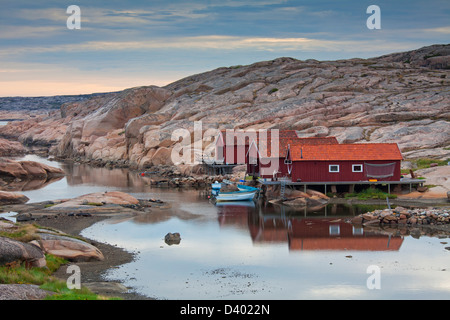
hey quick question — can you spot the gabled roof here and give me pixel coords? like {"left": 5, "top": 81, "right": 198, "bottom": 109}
{"left": 290, "top": 143, "right": 403, "bottom": 161}
{"left": 258, "top": 136, "right": 339, "bottom": 158}
{"left": 217, "top": 129, "right": 300, "bottom": 146}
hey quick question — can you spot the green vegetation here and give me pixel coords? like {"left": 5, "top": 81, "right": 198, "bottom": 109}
{"left": 414, "top": 158, "right": 448, "bottom": 169}
{"left": 0, "top": 254, "right": 65, "bottom": 285}
{"left": 0, "top": 255, "right": 120, "bottom": 300}
{"left": 0, "top": 223, "right": 120, "bottom": 300}
{"left": 268, "top": 88, "right": 279, "bottom": 94}
{"left": 402, "top": 157, "right": 449, "bottom": 174}
{"left": 84, "top": 202, "right": 104, "bottom": 206}
{"left": 345, "top": 188, "right": 397, "bottom": 200}
{"left": 0, "top": 224, "right": 39, "bottom": 242}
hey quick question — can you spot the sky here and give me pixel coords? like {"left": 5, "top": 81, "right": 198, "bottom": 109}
{"left": 0, "top": 0, "right": 449, "bottom": 97}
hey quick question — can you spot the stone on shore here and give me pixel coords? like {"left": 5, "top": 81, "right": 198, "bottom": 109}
{"left": 50, "top": 191, "right": 139, "bottom": 208}
{"left": 165, "top": 232, "right": 181, "bottom": 245}
{"left": 0, "top": 138, "right": 26, "bottom": 157}
{"left": 350, "top": 207, "right": 450, "bottom": 226}
{"left": 0, "top": 159, "right": 64, "bottom": 179}
{"left": 36, "top": 232, "right": 105, "bottom": 262}
{"left": 0, "top": 191, "right": 29, "bottom": 205}
{"left": 0, "top": 236, "right": 47, "bottom": 268}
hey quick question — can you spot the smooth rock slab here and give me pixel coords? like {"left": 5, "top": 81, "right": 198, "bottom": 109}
{"left": 0, "top": 236, "right": 46, "bottom": 267}
{"left": 38, "top": 233, "right": 104, "bottom": 262}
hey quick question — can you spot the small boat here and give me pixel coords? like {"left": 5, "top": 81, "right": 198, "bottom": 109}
{"left": 211, "top": 181, "right": 222, "bottom": 190}
{"left": 237, "top": 184, "right": 260, "bottom": 192}
{"left": 215, "top": 190, "right": 257, "bottom": 202}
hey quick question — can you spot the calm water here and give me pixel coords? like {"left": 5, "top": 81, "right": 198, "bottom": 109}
{"left": 2, "top": 156, "right": 450, "bottom": 299}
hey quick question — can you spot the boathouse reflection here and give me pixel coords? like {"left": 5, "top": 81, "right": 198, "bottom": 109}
{"left": 216, "top": 201, "right": 404, "bottom": 251}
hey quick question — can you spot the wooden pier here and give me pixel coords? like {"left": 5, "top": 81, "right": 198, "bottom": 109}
{"left": 257, "top": 178, "right": 426, "bottom": 195}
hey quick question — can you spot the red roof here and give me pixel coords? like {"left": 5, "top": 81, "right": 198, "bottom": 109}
{"left": 290, "top": 143, "right": 403, "bottom": 161}
{"left": 258, "top": 136, "right": 338, "bottom": 158}
{"left": 218, "top": 129, "right": 300, "bottom": 146}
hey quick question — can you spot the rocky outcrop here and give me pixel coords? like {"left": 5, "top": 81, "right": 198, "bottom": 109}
{"left": 350, "top": 207, "right": 450, "bottom": 226}
{"left": 0, "top": 191, "right": 29, "bottom": 205}
{"left": 0, "top": 236, "right": 46, "bottom": 268}
{"left": 0, "top": 44, "right": 448, "bottom": 168}
{"left": 0, "top": 138, "right": 26, "bottom": 156}
{"left": 0, "top": 217, "right": 104, "bottom": 264}
{"left": 164, "top": 232, "right": 181, "bottom": 245}
{"left": 0, "top": 159, "right": 64, "bottom": 180}
{"left": 375, "top": 44, "right": 450, "bottom": 70}
{"left": 36, "top": 232, "right": 105, "bottom": 262}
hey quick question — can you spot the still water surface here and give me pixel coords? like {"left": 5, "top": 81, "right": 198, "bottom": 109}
{"left": 4, "top": 156, "right": 450, "bottom": 299}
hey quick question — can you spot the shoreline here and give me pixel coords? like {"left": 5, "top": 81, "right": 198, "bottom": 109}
{"left": 34, "top": 195, "right": 450, "bottom": 300}
{"left": 4, "top": 188, "right": 449, "bottom": 300}
{"left": 32, "top": 214, "right": 153, "bottom": 300}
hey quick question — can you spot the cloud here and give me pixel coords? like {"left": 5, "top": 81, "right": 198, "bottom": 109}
{"left": 0, "top": 35, "right": 421, "bottom": 56}
{"left": 423, "top": 26, "right": 450, "bottom": 34}
{"left": 0, "top": 26, "right": 63, "bottom": 39}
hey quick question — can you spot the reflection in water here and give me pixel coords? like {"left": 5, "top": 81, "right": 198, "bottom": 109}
{"left": 83, "top": 197, "right": 449, "bottom": 300}
{"left": 217, "top": 201, "right": 404, "bottom": 252}
{"left": 15, "top": 157, "right": 162, "bottom": 203}
{"left": 7, "top": 156, "right": 449, "bottom": 299}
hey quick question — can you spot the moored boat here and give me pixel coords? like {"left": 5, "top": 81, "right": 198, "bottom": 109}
{"left": 237, "top": 184, "right": 260, "bottom": 192}
{"left": 214, "top": 190, "right": 257, "bottom": 201}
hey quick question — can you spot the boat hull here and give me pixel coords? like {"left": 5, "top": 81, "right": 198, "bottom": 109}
{"left": 237, "top": 184, "right": 260, "bottom": 192}
{"left": 215, "top": 191, "right": 256, "bottom": 201}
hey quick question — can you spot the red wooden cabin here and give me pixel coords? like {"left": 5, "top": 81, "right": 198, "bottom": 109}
{"left": 285, "top": 143, "right": 403, "bottom": 182}
{"left": 250, "top": 136, "right": 339, "bottom": 178}
{"left": 214, "top": 129, "right": 302, "bottom": 165}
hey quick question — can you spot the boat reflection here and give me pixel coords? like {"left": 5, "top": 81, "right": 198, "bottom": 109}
{"left": 217, "top": 201, "right": 404, "bottom": 252}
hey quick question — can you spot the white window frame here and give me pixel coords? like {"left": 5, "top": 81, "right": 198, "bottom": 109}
{"left": 329, "top": 225, "right": 340, "bottom": 236}
{"left": 329, "top": 164, "right": 340, "bottom": 173}
{"left": 352, "top": 164, "right": 363, "bottom": 173}
{"left": 352, "top": 226, "right": 364, "bottom": 235}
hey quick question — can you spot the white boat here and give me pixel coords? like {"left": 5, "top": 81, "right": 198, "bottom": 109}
{"left": 215, "top": 190, "right": 257, "bottom": 202}
{"left": 237, "top": 184, "right": 260, "bottom": 192}
{"left": 211, "top": 181, "right": 222, "bottom": 190}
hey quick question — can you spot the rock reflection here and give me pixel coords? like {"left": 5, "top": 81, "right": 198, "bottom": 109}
{"left": 1, "top": 175, "right": 64, "bottom": 191}
{"left": 62, "top": 162, "right": 148, "bottom": 191}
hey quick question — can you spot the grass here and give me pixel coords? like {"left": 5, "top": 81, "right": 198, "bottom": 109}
{"left": 0, "top": 224, "right": 39, "bottom": 242}
{"left": 0, "top": 223, "right": 121, "bottom": 300}
{"left": 345, "top": 188, "right": 397, "bottom": 200}
{"left": 84, "top": 202, "right": 104, "bottom": 206}
{"left": 0, "top": 255, "right": 120, "bottom": 300}
{"left": 402, "top": 157, "right": 449, "bottom": 174}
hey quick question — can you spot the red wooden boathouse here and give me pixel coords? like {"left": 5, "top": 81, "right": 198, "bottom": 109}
{"left": 258, "top": 143, "right": 403, "bottom": 182}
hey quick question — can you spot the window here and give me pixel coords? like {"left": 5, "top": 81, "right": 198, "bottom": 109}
{"left": 329, "top": 225, "right": 340, "bottom": 236}
{"left": 353, "top": 226, "right": 364, "bottom": 235}
{"left": 329, "top": 165, "right": 339, "bottom": 173}
{"left": 352, "top": 164, "right": 363, "bottom": 173}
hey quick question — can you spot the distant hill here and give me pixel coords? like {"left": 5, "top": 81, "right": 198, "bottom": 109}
{"left": 0, "top": 92, "right": 115, "bottom": 112}
{"left": 0, "top": 44, "right": 448, "bottom": 167}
